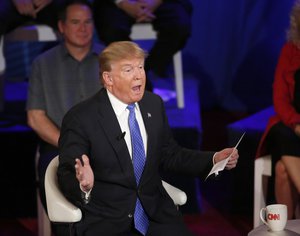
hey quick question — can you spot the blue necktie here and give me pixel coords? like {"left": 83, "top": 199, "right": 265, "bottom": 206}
{"left": 127, "top": 104, "right": 149, "bottom": 235}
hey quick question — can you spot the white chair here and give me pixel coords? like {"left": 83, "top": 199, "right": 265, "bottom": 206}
{"left": 253, "top": 155, "right": 272, "bottom": 227}
{"left": 130, "top": 23, "right": 185, "bottom": 109}
{"left": 45, "top": 156, "right": 187, "bottom": 234}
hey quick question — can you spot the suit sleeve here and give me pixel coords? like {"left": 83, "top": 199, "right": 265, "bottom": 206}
{"left": 57, "top": 109, "right": 90, "bottom": 207}
{"left": 158, "top": 98, "right": 214, "bottom": 179}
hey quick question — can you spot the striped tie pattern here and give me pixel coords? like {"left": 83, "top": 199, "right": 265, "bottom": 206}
{"left": 127, "top": 104, "right": 149, "bottom": 235}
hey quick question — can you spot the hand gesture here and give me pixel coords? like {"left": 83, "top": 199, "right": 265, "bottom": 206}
{"left": 214, "top": 148, "right": 239, "bottom": 170}
{"left": 75, "top": 154, "right": 94, "bottom": 192}
{"left": 12, "top": 0, "right": 36, "bottom": 18}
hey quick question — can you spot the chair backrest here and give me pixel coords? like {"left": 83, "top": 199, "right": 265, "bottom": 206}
{"left": 130, "top": 23, "right": 156, "bottom": 40}
{"left": 45, "top": 156, "right": 82, "bottom": 223}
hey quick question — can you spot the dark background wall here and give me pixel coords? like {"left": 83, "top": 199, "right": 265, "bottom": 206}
{"left": 2, "top": 0, "right": 295, "bottom": 114}
{"left": 184, "top": 0, "right": 294, "bottom": 112}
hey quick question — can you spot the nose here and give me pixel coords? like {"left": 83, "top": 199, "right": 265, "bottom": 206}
{"left": 79, "top": 23, "right": 86, "bottom": 32}
{"left": 134, "top": 67, "right": 145, "bottom": 79}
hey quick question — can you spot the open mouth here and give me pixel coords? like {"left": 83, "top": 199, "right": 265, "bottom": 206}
{"left": 132, "top": 85, "right": 142, "bottom": 92}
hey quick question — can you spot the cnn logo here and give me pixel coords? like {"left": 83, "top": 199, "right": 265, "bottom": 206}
{"left": 267, "top": 213, "right": 280, "bottom": 220}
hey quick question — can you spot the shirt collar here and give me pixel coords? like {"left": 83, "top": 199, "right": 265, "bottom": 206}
{"left": 106, "top": 90, "right": 140, "bottom": 116}
{"left": 60, "top": 42, "right": 102, "bottom": 59}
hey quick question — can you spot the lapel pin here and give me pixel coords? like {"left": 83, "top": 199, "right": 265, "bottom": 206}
{"left": 147, "top": 113, "right": 151, "bottom": 118}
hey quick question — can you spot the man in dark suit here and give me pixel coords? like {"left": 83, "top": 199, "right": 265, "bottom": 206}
{"left": 57, "top": 41, "right": 239, "bottom": 236}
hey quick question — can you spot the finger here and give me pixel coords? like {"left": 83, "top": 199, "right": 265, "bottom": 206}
{"left": 81, "top": 179, "right": 90, "bottom": 187}
{"left": 75, "top": 158, "right": 82, "bottom": 167}
{"left": 232, "top": 148, "right": 238, "bottom": 156}
{"left": 82, "top": 154, "right": 90, "bottom": 166}
{"left": 34, "top": 6, "right": 43, "bottom": 14}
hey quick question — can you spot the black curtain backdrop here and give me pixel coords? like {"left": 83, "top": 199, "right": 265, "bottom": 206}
{"left": 184, "top": 0, "right": 294, "bottom": 112}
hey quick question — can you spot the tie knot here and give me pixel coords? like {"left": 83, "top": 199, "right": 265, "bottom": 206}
{"left": 127, "top": 104, "right": 135, "bottom": 112}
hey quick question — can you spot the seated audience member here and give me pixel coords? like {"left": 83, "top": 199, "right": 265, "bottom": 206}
{"left": 256, "top": 0, "right": 300, "bottom": 219}
{"left": 92, "top": 0, "right": 193, "bottom": 91}
{"left": 57, "top": 41, "right": 239, "bottom": 236}
{"left": 26, "top": 0, "right": 103, "bottom": 213}
{"left": 0, "top": 0, "right": 68, "bottom": 36}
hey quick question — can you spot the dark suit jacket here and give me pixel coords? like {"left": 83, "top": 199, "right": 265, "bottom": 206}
{"left": 57, "top": 88, "right": 213, "bottom": 234}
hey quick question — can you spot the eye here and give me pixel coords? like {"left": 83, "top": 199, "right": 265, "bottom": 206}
{"left": 123, "top": 67, "right": 133, "bottom": 73}
{"left": 85, "top": 19, "right": 93, "bottom": 25}
{"left": 70, "top": 19, "right": 80, "bottom": 25}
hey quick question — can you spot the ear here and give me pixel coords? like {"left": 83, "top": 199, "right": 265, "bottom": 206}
{"left": 58, "top": 21, "right": 64, "bottom": 34}
{"left": 102, "top": 72, "right": 113, "bottom": 86}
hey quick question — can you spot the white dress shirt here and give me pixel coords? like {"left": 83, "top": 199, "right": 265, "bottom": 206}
{"left": 107, "top": 90, "right": 148, "bottom": 158}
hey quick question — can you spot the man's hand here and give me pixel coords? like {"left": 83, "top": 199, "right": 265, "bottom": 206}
{"left": 117, "top": 0, "right": 161, "bottom": 22}
{"left": 135, "top": 0, "right": 162, "bottom": 22}
{"left": 75, "top": 154, "right": 94, "bottom": 192}
{"left": 214, "top": 148, "right": 239, "bottom": 170}
{"left": 32, "top": 0, "right": 52, "bottom": 14}
{"left": 12, "top": 0, "right": 36, "bottom": 18}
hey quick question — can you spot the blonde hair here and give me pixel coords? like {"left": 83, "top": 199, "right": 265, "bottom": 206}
{"left": 99, "top": 41, "right": 147, "bottom": 75}
{"left": 287, "top": 0, "right": 300, "bottom": 45}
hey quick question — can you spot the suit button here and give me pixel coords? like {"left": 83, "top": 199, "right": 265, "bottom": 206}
{"left": 128, "top": 214, "right": 133, "bottom": 218}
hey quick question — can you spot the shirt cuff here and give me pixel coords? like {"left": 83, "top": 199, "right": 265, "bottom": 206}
{"left": 80, "top": 184, "right": 92, "bottom": 203}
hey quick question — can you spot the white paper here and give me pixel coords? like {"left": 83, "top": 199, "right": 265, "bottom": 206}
{"left": 205, "top": 132, "right": 245, "bottom": 181}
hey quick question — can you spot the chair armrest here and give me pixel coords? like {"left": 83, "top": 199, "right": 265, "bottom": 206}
{"left": 162, "top": 180, "right": 187, "bottom": 206}
{"left": 45, "top": 157, "right": 82, "bottom": 223}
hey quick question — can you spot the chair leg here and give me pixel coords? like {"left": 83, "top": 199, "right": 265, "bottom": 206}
{"left": 37, "top": 191, "right": 51, "bottom": 236}
{"left": 253, "top": 156, "right": 271, "bottom": 228}
{"left": 35, "top": 147, "right": 51, "bottom": 236}
{"left": 0, "top": 36, "right": 4, "bottom": 112}
{"left": 173, "top": 51, "right": 184, "bottom": 109}
{"left": 0, "top": 36, "right": 5, "bottom": 74}
{"left": 254, "top": 158, "right": 265, "bottom": 228}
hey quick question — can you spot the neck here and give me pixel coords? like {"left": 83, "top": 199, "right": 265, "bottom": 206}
{"left": 64, "top": 42, "right": 91, "bottom": 61}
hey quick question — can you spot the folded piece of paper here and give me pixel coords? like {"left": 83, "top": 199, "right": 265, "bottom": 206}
{"left": 205, "top": 132, "right": 245, "bottom": 181}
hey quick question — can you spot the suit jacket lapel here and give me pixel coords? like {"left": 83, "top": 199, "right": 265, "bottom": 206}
{"left": 138, "top": 97, "right": 155, "bottom": 181}
{"left": 95, "top": 89, "right": 136, "bottom": 187}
